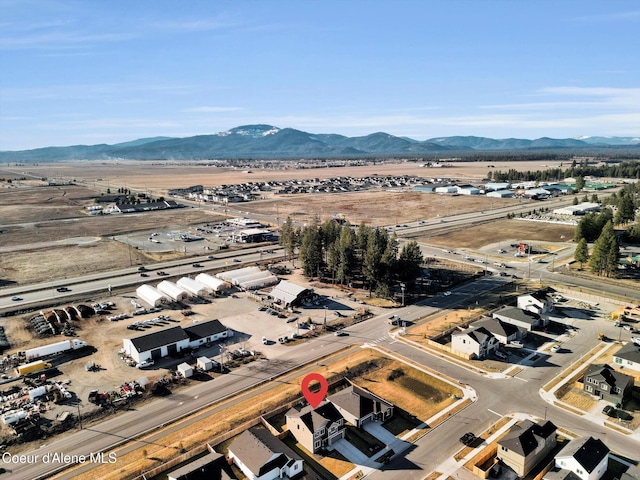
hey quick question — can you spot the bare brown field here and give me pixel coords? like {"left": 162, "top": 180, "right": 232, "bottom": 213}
{"left": 418, "top": 219, "right": 575, "bottom": 249}
{"left": 11, "top": 159, "right": 565, "bottom": 191}
{"left": 250, "top": 190, "right": 504, "bottom": 226}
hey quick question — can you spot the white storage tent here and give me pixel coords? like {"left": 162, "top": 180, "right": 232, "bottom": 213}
{"left": 177, "top": 277, "right": 209, "bottom": 296}
{"left": 157, "top": 280, "right": 188, "bottom": 302}
{"left": 195, "top": 273, "right": 229, "bottom": 292}
{"left": 217, "top": 266, "right": 260, "bottom": 284}
{"left": 136, "top": 284, "right": 166, "bottom": 307}
{"left": 217, "top": 266, "right": 278, "bottom": 290}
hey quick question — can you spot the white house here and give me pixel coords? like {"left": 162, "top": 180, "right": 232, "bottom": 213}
{"left": 517, "top": 290, "right": 554, "bottom": 315}
{"left": 452, "top": 326, "right": 500, "bottom": 359}
{"left": 613, "top": 342, "right": 640, "bottom": 372}
{"left": 546, "top": 437, "right": 609, "bottom": 480}
{"left": 228, "top": 427, "right": 303, "bottom": 480}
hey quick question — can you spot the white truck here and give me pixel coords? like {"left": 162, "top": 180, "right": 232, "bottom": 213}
{"left": 24, "top": 339, "right": 88, "bottom": 361}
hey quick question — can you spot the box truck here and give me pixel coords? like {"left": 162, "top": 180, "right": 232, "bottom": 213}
{"left": 16, "top": 360, "right": 52, "bottom": 376}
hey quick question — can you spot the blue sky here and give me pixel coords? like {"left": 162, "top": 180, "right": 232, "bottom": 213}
{"left": 1, "top": 0, "right": 639, "bottom": 150}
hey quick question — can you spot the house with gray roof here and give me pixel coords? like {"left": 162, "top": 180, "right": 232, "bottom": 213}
{"left": 493, "top": 307, "right": 546, "bottom": 332}
{"left": 517, "top": 289, "right": 554, "bottom": 316}
{"left": 286, "top": 401, "right": 345, "bottom": 454}
{"left": 613, "top": 342, "right": 640, "bottom": 372}
{"left": 228, "top": 426, "right": 303, "bottom": 480}
{"left": 472, "top": 317, "right": 521, "bottom": 344}
{"left": 583, "top": 364, "right": 634, "bottom": 405}
{"left": 545, "top": 437, "right": 609, "bottom": 480}
{"left": 328, "top": 384, "right": 393, "bottom": 428}
{"left": 451, "top": 325, "right": 500, "bottom": 359}
{"left": 168, "top": 450, "right": 235, "bottom": 480}
{"left": 497, "top": 420, "right": 557, "bottom": 476}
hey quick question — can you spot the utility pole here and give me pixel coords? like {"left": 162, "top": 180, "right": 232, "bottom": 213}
{"left": 323, "top": 306, "right": 328, "bottom": 332}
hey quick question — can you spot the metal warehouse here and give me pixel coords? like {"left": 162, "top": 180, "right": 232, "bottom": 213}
{"left": 123, "top": 319, "right": 232, "bottom": 364}
{"left": 269, "top": 280, "right": 313, "bottom": 307}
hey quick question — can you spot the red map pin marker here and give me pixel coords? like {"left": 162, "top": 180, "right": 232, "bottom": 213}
{"left": 301, "top": 372, "right": 328, "bottom": 408}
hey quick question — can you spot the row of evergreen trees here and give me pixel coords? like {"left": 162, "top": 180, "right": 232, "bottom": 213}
{"left": 280, "top": 217, "right": 423, "bottom": 298}
{"left": 489, "top": 160, "right": 640, "bottom": 182}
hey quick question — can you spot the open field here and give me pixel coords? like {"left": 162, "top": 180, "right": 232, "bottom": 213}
{"left": 249, "top": 190, "right": 504, "bottom": 227}
{"left": 417, "top": 219, "right": 576, "bottom": 249}
{"left": 5, "top": 159, "right": 567, "bottom": 190}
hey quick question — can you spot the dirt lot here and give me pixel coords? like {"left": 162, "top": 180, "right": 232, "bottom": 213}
{"left": 416, "top": 219, "right": 576, "bottom": 249}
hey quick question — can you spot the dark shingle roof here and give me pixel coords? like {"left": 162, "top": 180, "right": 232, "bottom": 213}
{"left": 584, "top": 364, "right": 634, "bottom": 390}
{"left": 168, "top": 451, "right": 235, "bottom": 480}
{"left": 560, "top": 437, "right": 609, "bottom": 473}
{"left": 128, "top": 326, "right": 189, "bottom": 353}
{"left": 286, "top": 401, "right": 343, "bottom": 432}
{"left": 328, "top": 384, "right": 392, "bottom": 419}
{"left": 493, "top": 307, "right": 541, "bottom": 325}
{"left": 474, "top": 317, "right": 519, "bottom": 338}
{"left": 229, "top": 427, "right": 301, "bottom": 477}
{"left": 498, "top": 420, "right": 556, "bottom": 456}
{"left": 614, "top": 342, "right": 640, "bottom": 364}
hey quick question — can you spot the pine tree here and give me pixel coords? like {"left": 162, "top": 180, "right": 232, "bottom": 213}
{"left": 574, "top": 238, "right": 588, "bottom": 270}
{"left": 588, "top": 221, "right": 619, "bottom": 277}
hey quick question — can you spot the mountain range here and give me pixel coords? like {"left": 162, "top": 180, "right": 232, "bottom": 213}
{"left": 1, "top": 125, "right": 638, "bottom": 161}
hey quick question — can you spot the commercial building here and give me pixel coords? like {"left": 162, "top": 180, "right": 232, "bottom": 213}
{"left": 123, "top": 319, "right": 232, "bottom": 364}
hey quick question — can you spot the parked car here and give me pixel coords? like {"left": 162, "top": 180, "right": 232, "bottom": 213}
{"left": 460, "top": 432, "right": 475, "bottom": 446}
{"left": 550, "top": 344, "right": 561, "bottom": 353}
{"left": 602, "top": 405, "right": 616, "bottom": 417}
{"left": 262, "top": 336, "right": 268, "bottom": 345}
{"left": 443, "top": 291, "right": 452, "bottom": 296}
{"left": 335, "top": 330, "right": 348, "bottom": 337}
{"left": 136, "top": 360, "right": 154, "bottom": 369}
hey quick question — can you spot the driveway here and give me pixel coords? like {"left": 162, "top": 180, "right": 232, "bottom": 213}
{"left": 329, "top": 438, "right": 371, "bottom": 465}
{"left": 363, "top": 421, "right": 397, "bottom": 446}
